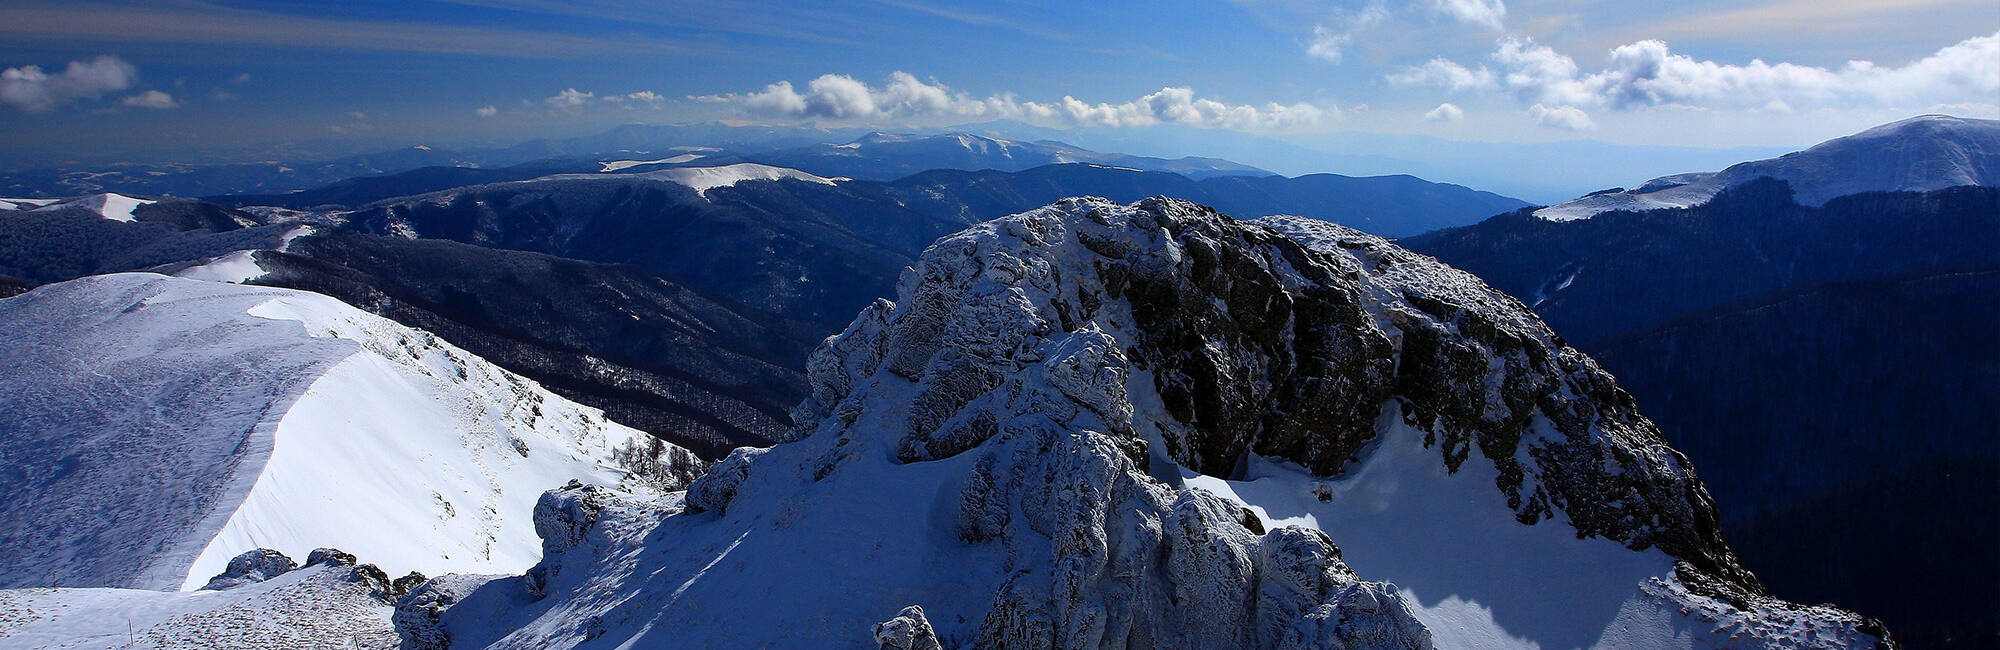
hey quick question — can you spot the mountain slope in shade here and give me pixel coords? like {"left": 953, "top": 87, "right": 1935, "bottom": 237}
{"left": 410, "top": 198, "right": 1886, "bottom": 649}
{"left": 0, "top": 273, "right": 700, "bottom": 591}
{"left": 255, "top": 231, "right": 816, "bottom": 457}
{"left": 1534, "top": 115, "right": 1998, "bottom": 221}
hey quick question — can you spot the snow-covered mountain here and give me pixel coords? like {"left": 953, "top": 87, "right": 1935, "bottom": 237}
{"left": 736, "top": 131, "right": 1273, "bottom": 181}
{"left": 1535, "top": 115, "right": 1998, "bottom": 221}
{"left": 0, "top": 273, "right": 701, "bottom": 592}
{"left": 411, "top": 198, "right": 1887, "bottom": 648}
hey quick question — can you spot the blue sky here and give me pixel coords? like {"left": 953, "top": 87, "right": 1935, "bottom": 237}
{"left": 2, "top": 0, "right": 1995, "bottom": 168}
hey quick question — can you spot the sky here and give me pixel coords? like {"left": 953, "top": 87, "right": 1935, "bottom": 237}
{"left": 1, "top": 0, "right": 1995, "bottom": 177}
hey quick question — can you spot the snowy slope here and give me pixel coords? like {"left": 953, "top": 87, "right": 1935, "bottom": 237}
{"left": 0, "top": 555, "right": 400, "bottom": 650}
{"left": 418, "top": 198, "right": 1886, "bottom": 649}
{"left": 1536, "top": 114, "right": 1999, "bottom": 220}
{"left": 0, "top": 273, "right": 699, "bottom": 592}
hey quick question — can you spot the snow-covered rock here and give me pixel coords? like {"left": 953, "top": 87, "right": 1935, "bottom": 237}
{"left": 200, "top": 549, "right": 300, "bottom": 591}
{"left": 0, "top": 273, "right": 703, "bottom": 592}
{"left": 418, "top": 197, "right": 1888, "bottom": 648}
{"left": 1536, "top": 114, "right": 1998, "bottom": 220}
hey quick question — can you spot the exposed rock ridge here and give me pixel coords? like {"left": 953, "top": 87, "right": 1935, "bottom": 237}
{"left": 796, "top": 196, "right": 1749, "bottom": 588}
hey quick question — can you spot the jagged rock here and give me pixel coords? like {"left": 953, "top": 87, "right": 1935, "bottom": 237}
{"left": 393, "top": 571, "right": 428, "bottom": 597}
{"left": 200, "top": 548, "right": 297, "bottom": 591}
{"left": 874, "top": 605, "right": 945, "bottom": 650}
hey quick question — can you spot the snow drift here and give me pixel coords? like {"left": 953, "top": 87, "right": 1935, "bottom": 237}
{"left": 415, "top": 197, "right": 1889, "bottom": 649}
{"left": 0, "top": 273, "right": 701, "bottom": 592}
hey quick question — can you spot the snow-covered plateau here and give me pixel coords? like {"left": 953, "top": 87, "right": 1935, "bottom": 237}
{"left": 408, "top": 197, "right": 1890, "bottom": 649}
{"left": 0, "top": 273, "right": 700, "bottom": 593}
{"left": 1535, "top": 115, "right": 1998, "bottom": 221}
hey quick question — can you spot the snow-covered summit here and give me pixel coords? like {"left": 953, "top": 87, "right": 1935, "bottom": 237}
{"left": 1536, "top": 114, "right": 1999, "bottom": 220}
{"left": 0, "top": 273, "right": 700, "bottom": 592}
{"left": 420, "top": 197, "right": 1887, "bottom": 648}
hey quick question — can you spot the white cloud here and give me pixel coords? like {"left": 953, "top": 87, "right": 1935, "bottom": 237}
{"left": 119, "top": 90, "right": 178, "bottom": 109}
{"left": 1429, "top": 0, "right": 1506, "bottom": 29}
{"left": 725, "top": 72, "right": 1333, "bottom": 132}
{"left": 231, "top": 72, "right": 251, "bottom": 85}
{"left": 0, "top": 55, "right": 137, "bottom": 112}
{"left": 1424, "top": 102, "right": 1464, "bottom": 122}
{"left": 1528, "top": 103, "right": 1594, "bottom": 130}
{"left": 625, "top": 90, "right": 663, "bottom": 104}
{"left": 1396, "top": 30, "right": 2000, "bottom": 114}
{"left": 1387, "top": 57, "right": 1496, "bottom": 91}
{"left": 475, "top": 105, "right": 497, "bottom": 117}
{"left": 347, "top": 110, "right": 367, "bottom": 120}
{"left": 1307, "top": 3, "right": 1389, "bottom": 64}
{"left": 545, "top": 87, "right": 593, "bottom": 108}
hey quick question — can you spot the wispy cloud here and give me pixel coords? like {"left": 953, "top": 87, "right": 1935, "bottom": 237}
{"left": 120, "top": 90, "right": 179, "bottom": 109}
{"left": 1307, "top": 3, "right": 1390, "bottom": 64}
{"left": 705, "top": 72, "right": 1334, "bottom": 132}
{"left": 0, "top": 3, "right": 682, "bottom": 59}
{"left": 0, "top": 55, "right": 136, "bottom": 113}
{"left": 1427, "top": 0, "right": 1506, "bottom": 30}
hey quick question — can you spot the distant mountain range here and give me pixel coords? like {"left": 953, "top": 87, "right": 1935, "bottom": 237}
{"left": 1407, "top": 114, "right": 2000, "bottom": 648}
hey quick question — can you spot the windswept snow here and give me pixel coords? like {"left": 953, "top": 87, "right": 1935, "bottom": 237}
{"left": 1536, "top": 114, "right": 1999, "bottom": 220}
{"left": 0, "top": 273, "right": 692, "bottom": 592}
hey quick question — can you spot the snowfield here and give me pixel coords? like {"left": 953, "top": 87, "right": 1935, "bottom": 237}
{"left": 0, "top": 273, "right": 696, "bottom": 592}
{"left": 1536, "top": 114, "right": 1998, "bottom": 220}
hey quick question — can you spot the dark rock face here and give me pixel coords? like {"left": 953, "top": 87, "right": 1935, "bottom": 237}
{"left": 200, "top": 548, "right": 298, "bottom": 591}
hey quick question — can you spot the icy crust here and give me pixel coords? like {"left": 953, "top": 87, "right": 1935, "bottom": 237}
{"left": 0, "top": 273, "right": 701, "bottom": 592}
{"left": 1535, "top": 114, "right": 1999, "bottom": 220}
{"left": 427, "top": 197, "right": 1885, "bottom": 649}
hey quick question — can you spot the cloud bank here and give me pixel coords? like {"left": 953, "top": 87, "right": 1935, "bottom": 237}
{"left": 709, "top": 71, "right": 1332, "bottom": 132}
{"left": 1391, "top": 30, "right": 2000, "bottom": 128}
{"left": 1, "top": 55, "right": 137, "bottom": 112}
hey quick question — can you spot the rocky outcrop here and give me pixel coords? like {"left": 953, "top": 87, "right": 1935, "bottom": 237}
{"left": 200, "top": 549, "right": 298, "bottom": 591}
{"left": 798, "top": 196, "right": 1752, "bottom": 588}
